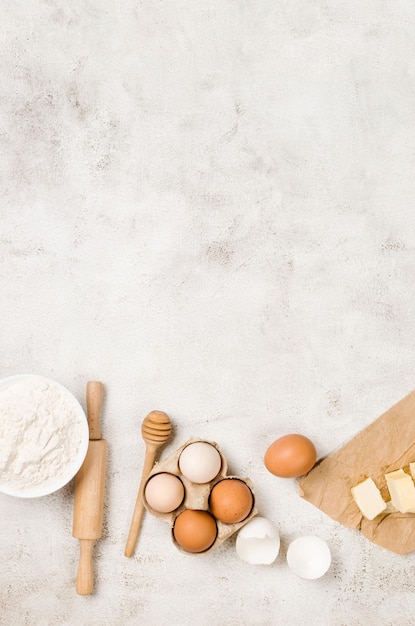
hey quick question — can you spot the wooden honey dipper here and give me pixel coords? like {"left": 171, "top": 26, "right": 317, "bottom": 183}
{"left": 124, "top": 410, "right": 172, "bottom": 557}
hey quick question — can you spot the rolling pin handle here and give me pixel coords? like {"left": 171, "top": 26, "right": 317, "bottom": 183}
{"left": 86, "top": 381, "right": 103, "bottom": 440}
{"left": 76, "top": 538, "right": 95, "bottom": 596}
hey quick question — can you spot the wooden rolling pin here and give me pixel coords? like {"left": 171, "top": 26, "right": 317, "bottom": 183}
{"left": 72, "top": 381, "right": 107, "bottom": 595}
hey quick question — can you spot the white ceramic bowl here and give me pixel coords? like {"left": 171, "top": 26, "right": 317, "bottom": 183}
{"left": 0, "top": 375, "right": 89, "bottom": 498}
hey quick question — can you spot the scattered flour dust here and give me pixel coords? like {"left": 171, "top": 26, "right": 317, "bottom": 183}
{"left": 0, "top": 377, "right": 86, "bottom": 494}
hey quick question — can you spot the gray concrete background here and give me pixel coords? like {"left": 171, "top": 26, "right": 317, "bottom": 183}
{"left": 1, "top": 1, "right": 415, "bottom": 624}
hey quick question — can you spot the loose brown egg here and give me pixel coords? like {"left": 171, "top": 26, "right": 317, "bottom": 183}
{"left": 264, "top": 434, "right": 317, "bottom": 478}
{"left": 173, "top": 509, "right": 217, "bottom": 553}
{"left": 209, "top": 478, "right": 254, "bottom": 524}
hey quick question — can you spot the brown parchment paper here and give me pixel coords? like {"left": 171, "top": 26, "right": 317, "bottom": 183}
{"left": 299, "top": 390, "right": 415, "bottom": 554}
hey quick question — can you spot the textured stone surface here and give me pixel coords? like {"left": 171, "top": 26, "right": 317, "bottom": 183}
{"left": 1, "top": 1, "right": 415, "bottom": 624}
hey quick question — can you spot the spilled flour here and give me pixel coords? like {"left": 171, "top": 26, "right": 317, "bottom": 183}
{"left": 0, "top": 376, "right": 86, "bottom": 495}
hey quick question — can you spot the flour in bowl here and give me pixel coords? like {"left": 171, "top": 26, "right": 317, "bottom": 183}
{"left": 0, "top": 377, "right": 87, "bottom": 494}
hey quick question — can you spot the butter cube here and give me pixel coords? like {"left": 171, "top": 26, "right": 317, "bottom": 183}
{"left": 351, "top": 477, "right": 387, "bottom": 520}
{"left": 409, "top": 463, "right": 415, "bottom": 481}
{"left": 385, "top": 469, "right": 415, "bottom": 513}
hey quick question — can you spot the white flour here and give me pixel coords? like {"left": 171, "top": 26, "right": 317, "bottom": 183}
{"left": 0, "top": 377, "right": 86, "bottom": 494}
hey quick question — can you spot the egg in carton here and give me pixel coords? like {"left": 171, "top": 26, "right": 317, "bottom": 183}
{"left": 143, "top": 437, "right": 258, "bottom": 554}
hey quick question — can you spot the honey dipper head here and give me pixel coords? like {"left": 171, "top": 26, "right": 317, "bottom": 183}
{"left": 141, "top": 411, "right": 172, "bottom": 445}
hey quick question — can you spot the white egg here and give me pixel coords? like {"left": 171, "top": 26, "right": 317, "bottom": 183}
{"left": 235, "top": 516, "right": 280, "bottom": 564}
{"left": 286, "top": 535, "right": 331, "bottom": 579}
{"left": 178, "top": 441, "right": 222, "bottom": 484}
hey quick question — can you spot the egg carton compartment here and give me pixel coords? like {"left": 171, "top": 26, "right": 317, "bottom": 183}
{"left": 143, "top": 437, "right": 258, "bottom": 554}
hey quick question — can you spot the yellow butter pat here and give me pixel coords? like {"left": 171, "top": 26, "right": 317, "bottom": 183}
{"left": 351, "top": 477, "right": 387, "bottom": 520}
{"left": 385, "top": 469, "right": 415, "bottom": 513}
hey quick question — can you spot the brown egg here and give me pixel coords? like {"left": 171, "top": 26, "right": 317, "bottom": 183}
{"left": 264, "top": 434, "right": 317, "bottom": 478}
{"left": 209, "top": 478, "right": 254, "bottom": 524}
{"left": 144, "top": 472, "right": 185, "bottom": 513}
{"left": 173, "top": 509, "right": 217, "bottom": 553}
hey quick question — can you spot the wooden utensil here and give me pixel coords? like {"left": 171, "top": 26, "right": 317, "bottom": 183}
{"left": 124, "top": 410, "right": 172, "bottom": 557}
{"left": 72, "top": 381, "right": 107, "bottom": 595}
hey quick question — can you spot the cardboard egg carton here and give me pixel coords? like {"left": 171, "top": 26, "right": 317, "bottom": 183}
{"left": 143, "top": 437, "right": 258, "bottom": 554}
